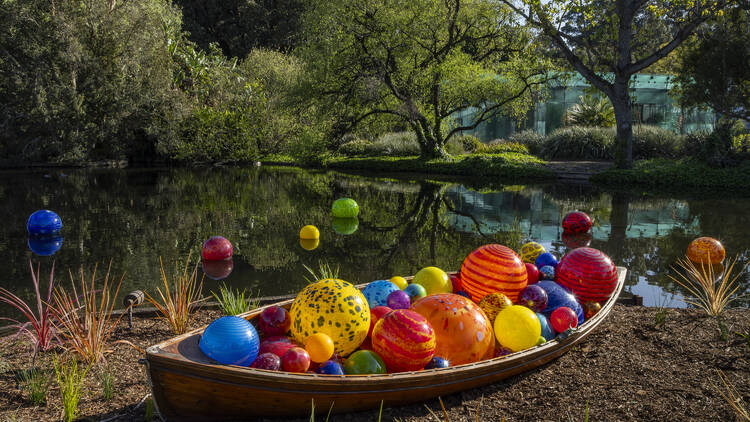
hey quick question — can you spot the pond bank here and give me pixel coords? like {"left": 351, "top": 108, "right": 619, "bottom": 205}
{"left": 1, "top": 306, "right": 747, "bottom": 421}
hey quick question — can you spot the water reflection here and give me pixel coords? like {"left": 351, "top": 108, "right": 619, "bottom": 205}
{"left": 0, "top": 166, "right": 747, "bottom": 319}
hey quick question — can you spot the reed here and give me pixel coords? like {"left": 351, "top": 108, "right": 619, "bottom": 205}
{"left": 146, "top": 254, "right": 204, "bottom": 334}
{"left": 53, "top": 354, "right": 90, "bottom": 422}
{"left": 303, "top": 262, "right": 340, "bottom": 284}
{"left": 51, "top": 263, "right": 125, "bottom": 364}
{"left": 98, "top": 363, "right": 114, "bottom": 400}
{"left": 712, "top": 369, "right": 749, "bottom": 420}
{"left": 0, "top": 261, "right": 59, "bottom": 360}
{"left": 668, "top": 256, "right": 745, "bottom": 316}
{"left": 211, "top": 284, "right": 259, "bottom": 316}
{"left": 17, "top": 367, "right": 49, "bottom": 406}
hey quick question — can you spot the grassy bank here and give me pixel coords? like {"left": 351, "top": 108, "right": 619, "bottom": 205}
{"left": 591, "top": 158, "right": 750, "bottom": 189}
{"left": 323, "top": 153, "right": 554, "bottom": 180}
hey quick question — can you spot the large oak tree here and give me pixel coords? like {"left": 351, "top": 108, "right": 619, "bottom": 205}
{"left": 299, "top": 0, "right": 549, "bottom": 158}
{"left": 502, "top": 0, "right": 735, "bottom": 168}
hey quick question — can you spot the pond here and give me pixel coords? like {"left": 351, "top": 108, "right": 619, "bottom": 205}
{"left": 1, "top": 166, "right": 748, "bottom": 320}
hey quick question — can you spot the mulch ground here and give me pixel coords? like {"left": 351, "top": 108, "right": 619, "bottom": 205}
{"left": 1, "top": 305, "right": 748, "bottom": 421}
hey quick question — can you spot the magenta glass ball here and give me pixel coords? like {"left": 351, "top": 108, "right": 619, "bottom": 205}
{"left": 250, "top": 352, "right": 281, "bottom": 370}
{"left": 259, "top": 306, "right": 291, "bottom": 336}
{"left": 386, "top": 289, "right": 411, "bottom": 310}
{"left": 550, "top": 306, "right": 578, "bottom": 333}
{"left": 518, "top": 284, "right": 548, "bottom": 313}
{"left": 202, "top": 236, "right": 233, "bottom": 261}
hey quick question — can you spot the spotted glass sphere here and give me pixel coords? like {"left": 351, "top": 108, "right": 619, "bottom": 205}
{"left": 411, "top": 294, "right": 494, "bottom": 365}
{"left": 582, "top": 301, "right": 602, "bottom": 320}
{"left": 478, "top": 292, "right": 512, "bottom": 324}
{"left": 372, "top": 309, "right": 436, "bottom": 372}
{"left": 362, "top": 280, "right": 400, "bottom": 308}
{"left": 686, "top": 237, "right": 725, "bottom": 265}
{"left": 519, "top": 242, "right": 546, "bottom": 264}
{"left": 556, "top": 247, "right": 617, "bottom": 303}
{"left": 460, "top": 244, "right": 528, "bottom": 302}
{"left": 518, "top": 284, "right": 548, "bottom": 313}
{"left": 539, "top": 265, "right": 555, "bottom": 281}
{"left": 290, "top": 279, "right": 370, "bottom": 356}
{"left": 535, "top": 252, "right": 559, "bottom": 270}
{"left": 562, "top": 211, "right": 592, "bottom": 234}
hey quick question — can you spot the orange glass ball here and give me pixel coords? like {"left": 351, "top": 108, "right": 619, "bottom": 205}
{"left": 686, "top": 237, "right": 725, "bottom": 265}
{"left": 410, "top": 294, "right": 494, "bottom": 366}
{"left": 460, "top": 244, "right": 528, "bottom": 303}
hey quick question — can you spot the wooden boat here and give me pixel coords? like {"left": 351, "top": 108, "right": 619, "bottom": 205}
{"left": 144, "top": 268, "right": 626, "bottom": 421}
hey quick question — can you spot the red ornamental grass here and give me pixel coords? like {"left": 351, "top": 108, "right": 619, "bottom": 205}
{"left": 0, "top": 261, "right": 60, "bottom": 360}
{"left": 51, "top": 262, "right": 125, "bottom": 365}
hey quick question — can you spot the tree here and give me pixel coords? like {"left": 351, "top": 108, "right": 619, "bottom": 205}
{"left": 674, "top": 2, "right": 749, "bottom": 121}
{"left": 298, "top": 0, "right": 549, "bottom": 158}
{"left": 502, "top": 0, "right": 734, "bottom": 168}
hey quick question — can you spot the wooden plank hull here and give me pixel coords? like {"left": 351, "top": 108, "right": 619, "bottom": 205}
{"left": 145, "top": 268, "right": 626, "bottom": 421}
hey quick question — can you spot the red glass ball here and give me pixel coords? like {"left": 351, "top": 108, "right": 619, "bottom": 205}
{"left": 556, "top": 247, "right": 618, "bottom": 303}
{"left": 525, "top": 263, "right": 539, "bottom": 284}
{"left": 368, "top": 306, "right": 393, "bottom": 337}
{"left": 449, "top": 274, "right": 462, "bottom": 292}
{"left": 562, "top": 211, "right": 592, "bottom": 234}
{"left": 371, "top": 309, "right": 436, "bottom": 372}
{"left": 202, "top": 236, "right": 233, "bottom": 261}
{"left": 259, "top": 306, "right": 292, "bottom": 336}
{"left": 258, "top": 335, "right": 296, "bottom": 358}
{"left": 460, "top": 244, "right": 528, "bottom": 302}
{"left": 550, "top": 307, "right": 578, "bottom": 333}
{"left": 282, "top": 347, "right": 311, "bottom": 373}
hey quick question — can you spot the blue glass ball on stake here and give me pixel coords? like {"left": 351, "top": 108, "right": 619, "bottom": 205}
{"left": 362, "top": 280, "right": 400, "bottom": 308}
{"left": 28, "top": 235, "right": 63, "bottom": 256}
{"left": 199, "top": 316, "right": 259, "bottom": 366}
{"left": 27, "top": 210, "right": 62, "bottom": 236}
{"left": 535, "top": 252, "right": 558, "bottom": 270}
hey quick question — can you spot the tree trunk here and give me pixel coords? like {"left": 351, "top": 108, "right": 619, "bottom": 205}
{"left": 417, "top": 126, "right": 449, "bottom": 159}
{"left": 611, "top": 77, "right": 633, "bottom": 169}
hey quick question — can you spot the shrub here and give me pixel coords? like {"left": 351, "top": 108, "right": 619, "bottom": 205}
{"left": 509, "top": 130, "right": 545, "bottom": 155}
{"left": 542, "top": 126, "right": 615, "bottom": 160}
{"left": 632, "top": 125, "right": 684, "bottom": 159}
{"left": 480, "top": 140, "right": 530, "bottom": 155}
{"left": 286, "top": 127, "right": 333, "bottom": 166}
{"left": 683, "top": 120, "right": 750, "bottom": 166}
{"left": 371, "top": 132, "right": 421, "bottom": 156}
{"left": 563, "top": 95, "right": 616, "bottom": 127}
{"left": 338, "top": 139, "right": 373, "bottom": 157}
{"left": 173, "top": 107, "right": 261, "bottom": 162}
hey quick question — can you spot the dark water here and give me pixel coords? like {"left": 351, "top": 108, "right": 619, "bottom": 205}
{"left": 0, "top": 166, "right": 748, "bottom": 320}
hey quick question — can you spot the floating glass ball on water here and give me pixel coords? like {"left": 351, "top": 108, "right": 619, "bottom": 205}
{"left": 28, "top": 235, "right": 63, "bottom": 256}
{"left": 202, "top": 236, "right": 233, "bottom": 261}
{"left": 27, "top": 210, "right": 62, "bottom": 236}
{"left": 332, "top": 198, "right": 359, "bottom": 218}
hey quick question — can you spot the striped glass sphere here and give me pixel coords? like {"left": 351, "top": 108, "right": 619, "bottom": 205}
{"left": 371, "top": 309, "right": 435, "bottom": 372}
{"left": 562, "top": 211, "right": 592, "bottom": 234}
{"left": 556, "top": 247, "right": 618, "bottom": 303}
{"left": 460, "top": 244, "right": 528, "bottom": 302}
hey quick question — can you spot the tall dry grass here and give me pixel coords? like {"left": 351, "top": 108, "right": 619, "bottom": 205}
{"left": 146, "top": 254, "right": 204, "bottom": 334}
{"left": 668, "top": 256, "right": 746, "bottom": 316}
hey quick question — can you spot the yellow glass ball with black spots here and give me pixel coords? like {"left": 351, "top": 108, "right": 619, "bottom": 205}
{"left": 290, "top": 278, "right": 370, "bottom": 356}
{"left": 519, "top": 242, "right": 546, "bottom": 264}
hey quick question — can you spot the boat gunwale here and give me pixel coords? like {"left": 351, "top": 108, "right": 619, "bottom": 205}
{"left": 146, "top": 267, "right": 626, "bottom": 384}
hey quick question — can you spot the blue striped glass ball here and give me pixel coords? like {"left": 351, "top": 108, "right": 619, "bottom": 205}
{"left": 27, "top": 210, "right": 62, "bottom": 235}
{"left": 199, "top": 316, "right": 259, "bottom": 366}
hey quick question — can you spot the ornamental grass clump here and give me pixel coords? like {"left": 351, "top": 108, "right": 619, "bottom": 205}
{"left": 51, "top": 263, "right": 125, "bottom": 365}
{"left": 712, "top": 369, "right": 749, "bottom": 420}
{"left": 0, "top": 261, "right": 60, "bottom": 361}
{"left": 17, "top": 367, "right": 49, "bottom": 406}
{"left": 211, "top": 284, "right": 259, "bottom": 316}
{"left": 146, "top": 254, "right": 204, "bottom": 334}
{"left": 53, "top": 354, "right": 89, "bottom": 422}
{"left": 668, "top": 256, "right": 746, "bottom": 316}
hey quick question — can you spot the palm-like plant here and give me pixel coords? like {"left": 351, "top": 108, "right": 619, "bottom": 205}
{"left": 0, "top": 261, "right": 59, "bottom": 361}
{"left": 564, "top": 95, "right": 616, "bottom": 127}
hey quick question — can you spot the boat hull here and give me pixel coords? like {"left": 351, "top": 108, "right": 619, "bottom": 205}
{"left": 145, "top": 268, "right": 626, "bottom": 420}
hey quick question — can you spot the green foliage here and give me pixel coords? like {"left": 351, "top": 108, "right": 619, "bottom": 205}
{"left": 674, "top": 4, "right": 749, "bottom": 121}
{"left": 683, "top": 120, "right": 750, "bottom": 167}
{"left": 53, "top": 354, "right": 90, "bottom": 422}
{"left": 98, "top": 364, "right": 114, "bottom": 401}
{"left": 542, "top": 127, "right": 615, "bottom": 160}
{"left": 480, "top": 140, "right": 530, "bottom": 155}
{"left": 211, "top": 284, "right": 259, "bottom": 316}
{"left": 0, "top": 0, "right": 184, "bottom": 162}
{"left": 299, "top": 0, "right": 549, "bottom": 158}
{"left": 370, "top": 133, "right": 421, "bottom": 157}
{"left": 338, "top": 139, "right": 373, "bottom": 157}
{"left": 592, "top": 158, "right": 750, "bottom": 189}
{"left": 509, "top": 130, "right": 546, "bottom": 155}
{"left": 327, "top": 154, "right": 553, "bottom": 180}
{"left": 563, "top": 95, "right": 616, "bottom": 127}
{"left": 303, "top": 262, "right": 341, "bottom": 284}
{"left": 18, "top": 367, "right": 49, "bottom": 406}
{"left": 632, "top": 125, "right": 685, "bottom": 159}
{"left": 286, "top": 128, "right": 333, "bottom": 166}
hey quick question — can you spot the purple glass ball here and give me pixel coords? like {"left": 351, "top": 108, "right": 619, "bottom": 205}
{"left": 386, "top": 289, "right": 411, "bottom": 310}
{"left": 518, "top": 284, "right": 549, "bottom": 313}
{"left": 249, "top": 352, "right": 281, "bottom": 370}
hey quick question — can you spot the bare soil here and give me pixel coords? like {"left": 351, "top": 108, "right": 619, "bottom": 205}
{"left": 1, "top": 305, "right": 748, "bottom": 422}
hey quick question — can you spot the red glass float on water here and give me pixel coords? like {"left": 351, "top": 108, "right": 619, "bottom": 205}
{"left": 371, "top": 309, "right": 436, "bottom": 372}
{"left": 556, "top": 247, "right": 618, "bottom": 303}
{"left": 460, "top": 244, "right": 528, "bottom": 302}
{"left": 562, "top": 211, "right": 592, "bottom": 234}
{"left": 202, "top": 236, "right": 233, "bottom": 261}
{"left": 561, "top": 232, "right": 593, "bottom": 250}
{"left": 686, "top": 237, "right": 725, "bottom": 265}
{"left": 201, "top": 259, "right": 234, "bottom": 280}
